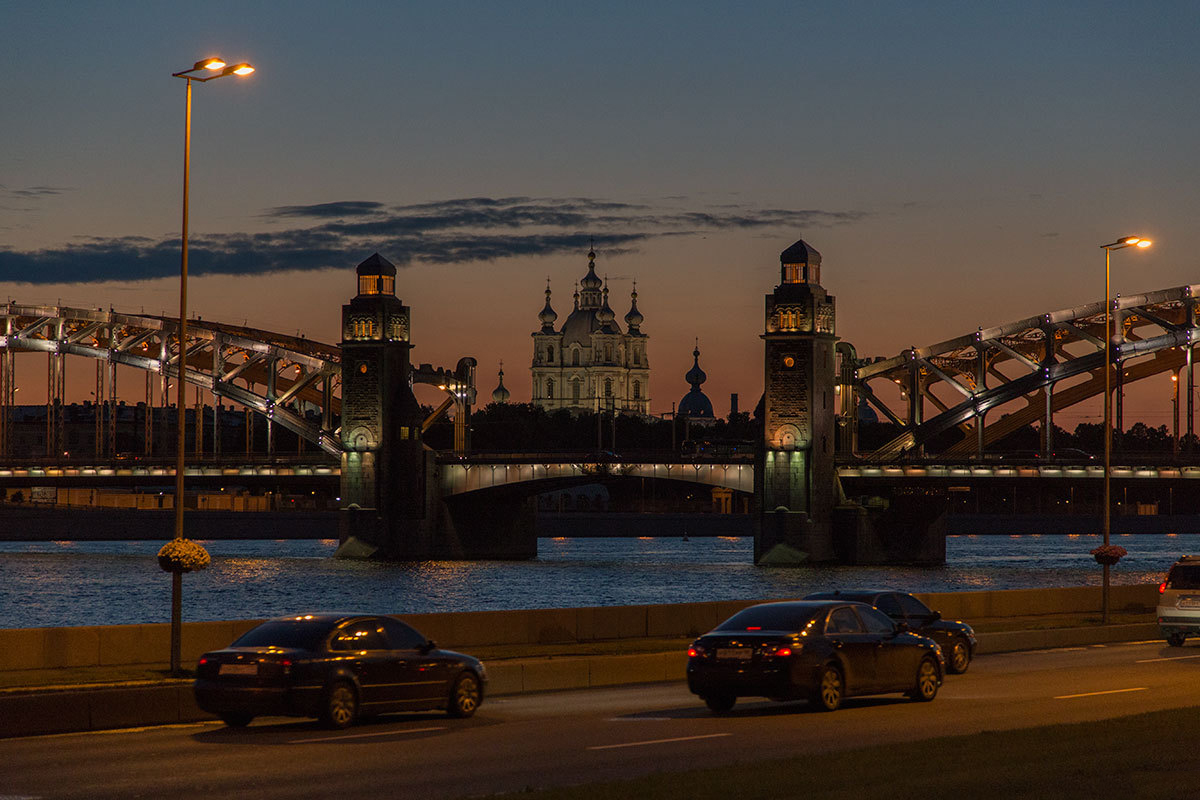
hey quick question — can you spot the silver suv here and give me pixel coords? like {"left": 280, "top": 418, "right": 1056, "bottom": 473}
{"left": 1157, "top": 556, "right": 1200, "bottom": 647}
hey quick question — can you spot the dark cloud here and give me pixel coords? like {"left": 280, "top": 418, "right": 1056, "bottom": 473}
{"left": 267, "top": 200, "right": 387, "bottom": 219}
{"left": 2, "top": 185, "right": 73, "bottom": 200}
{"left": 0, "top": 196, "right": 868, "bottom": 285}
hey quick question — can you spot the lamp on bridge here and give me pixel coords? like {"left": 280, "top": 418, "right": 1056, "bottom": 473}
{"left": 1099, "top": 235, "right": 1152, "bottom": 623}
{"left": 167, "top": 56, "right": 254, "bottom": 673}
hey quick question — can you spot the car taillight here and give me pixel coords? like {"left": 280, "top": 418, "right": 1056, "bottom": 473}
{"left": 1160, "top": 581, "right": 1168, "bottom": 594}
{"left": 688, "top": 646, "right": 704, "bottom": 658}
{"left": 775, "top": 647, "right": 792, "bottom": 657}
{"left": 198, "top": 657, "right": 208, "bottom": 665}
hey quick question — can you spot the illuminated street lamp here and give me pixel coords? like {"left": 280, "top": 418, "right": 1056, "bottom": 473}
{"left": 167, "top": 56, "right": 254, "bottom": 673}
{"left": 1099, "top": 235, "right": 1152, "bottom": 622}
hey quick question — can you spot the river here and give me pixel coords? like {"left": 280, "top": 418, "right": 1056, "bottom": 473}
{"left": 0, "top": 533, "right": 1189, "bottom": 630}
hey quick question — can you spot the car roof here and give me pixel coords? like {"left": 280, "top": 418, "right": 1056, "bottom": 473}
{"left": 264, "top": 612, "right": 377, "bottom": 625}
{"left": 804, "top": 589, "right": 900, "bottom": 599}
{"left": 739, "top": 600, "right": 867, "bottom": 611}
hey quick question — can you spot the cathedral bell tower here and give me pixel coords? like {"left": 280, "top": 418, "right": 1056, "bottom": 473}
{"left": 754, "top": 240, "right": 838, "bottom": 564}
{"left": 337, "top": 253, "right": 428, "bottom": 558}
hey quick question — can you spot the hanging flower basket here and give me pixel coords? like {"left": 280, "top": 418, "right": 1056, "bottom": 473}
{"left": 1090, "top": 544, "right": 1127, "bottom": 566}
{"left": 157, "top": 539, "right": 211, "bottom": 573}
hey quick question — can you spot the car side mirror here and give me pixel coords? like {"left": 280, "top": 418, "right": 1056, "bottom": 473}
{"left": 928, "top": 611, "right": 942, "bottom": 622}
{"left": 895, "top": 621, "right": 911, "bottom": 633}
{"left": 420, "top": 639, "right": 436, "bottom": 654}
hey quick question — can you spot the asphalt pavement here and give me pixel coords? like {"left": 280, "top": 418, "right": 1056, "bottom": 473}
{"left": 1, "top": 638, "right": 1198, "bottom": 799}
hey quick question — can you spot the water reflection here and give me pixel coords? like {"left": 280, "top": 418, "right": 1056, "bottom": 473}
{"left": 0, "top": 533, "right": 1192, "bottom": 630}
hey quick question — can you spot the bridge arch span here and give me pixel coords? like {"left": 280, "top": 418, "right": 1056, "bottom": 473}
{"left": 850, "top": 285, "right": 1200, "bottom": 460}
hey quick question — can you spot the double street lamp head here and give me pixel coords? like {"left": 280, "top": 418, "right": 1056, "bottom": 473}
{"left": 1101, "top": 236, "right": 1153, "bottom": 251}
{"left": 173, "top": 56, "right": 255, "bottom": 81}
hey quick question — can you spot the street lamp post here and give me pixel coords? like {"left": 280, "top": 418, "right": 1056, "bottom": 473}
{"left": 168, "top": 57, "right": 254, "bottom": 673}
{"left": 1099, "top": 235, "right": 1152, "bottom": 623}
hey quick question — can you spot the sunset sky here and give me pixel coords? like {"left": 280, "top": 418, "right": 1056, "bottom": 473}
{"left": 3, "top": 2, "right": 1198, "bottom": 428}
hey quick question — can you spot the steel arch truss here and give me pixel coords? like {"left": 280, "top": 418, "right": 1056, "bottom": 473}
{"left": 851, "top": 285, "right": 1200, "bottom": 460}
{"left": 0, "top": 303, "right": 477, "bottom": 459}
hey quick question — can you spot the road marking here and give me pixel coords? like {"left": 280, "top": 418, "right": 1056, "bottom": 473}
{"left": 292, "top": 725, "right": 446, "bottom": 744}
{"left": 1136, "top": 654, "right": 1200, "bottom": 663}
{"left": 588, "top": 733, "right": 731, "bottom": 751}
{"left": 1054, "top": 687, "right": 1147, "bottom": 700}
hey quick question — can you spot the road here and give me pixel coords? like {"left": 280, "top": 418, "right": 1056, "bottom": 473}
{"left": 2, "top": 640, "right": 1198, "bottom": 799}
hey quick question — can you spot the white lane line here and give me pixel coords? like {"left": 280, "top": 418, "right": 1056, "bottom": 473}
{"left": 1136, "top": 654, "right": 1200, "bottom": 663}
{"left": 588, "top": 733, "right": 731, "bottom": 751}
{"left": 292, "top": 725, "right": 446, "bottom": 744}
{"left": 1054, "top": 687, "right": 1148, "bottom": 700}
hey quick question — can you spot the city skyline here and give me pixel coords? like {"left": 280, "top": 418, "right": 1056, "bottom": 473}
{"left": 3, "top": 2, "right": 1199, "bottom": 426}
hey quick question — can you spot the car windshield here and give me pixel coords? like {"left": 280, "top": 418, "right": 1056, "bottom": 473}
{"left": 231, "top": 620, "right": 332, "bottom": 651}
{"left": 715, "top": 606, "right": 823, "bottom": 633}
{"left": 1167, "top": 564, "right": 1200, "bottom": 590}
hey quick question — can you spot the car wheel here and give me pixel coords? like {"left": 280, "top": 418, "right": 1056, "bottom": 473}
{"left": 447, "top": 672, "right": 481, "bottom": 718}
{"left": 320, "top": 681, "right": 358, "bottom": 729}
{"left": 703, "top": 694, "right": 736, "bottom": 714}
{"left": 907, "top": 657, "right": 940, "bottom": 702}
{"left": 1167, "top": 633, "right": 1187, "bottom": 648}
{"left": 220, "top": 712, "right": 253, "bottom": 728}
{"left": 811, "top": 665, "right": 843, "bottom": 712}
{"left": 947, "top": 637, "right": 971, "bottom": 674}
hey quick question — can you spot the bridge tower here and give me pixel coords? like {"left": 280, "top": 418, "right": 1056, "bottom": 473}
{"left": 337, "top": 254, "right": 431, "bottom": 558}
{"left": 754, "top": 240, "right": 839, "bottom": 564}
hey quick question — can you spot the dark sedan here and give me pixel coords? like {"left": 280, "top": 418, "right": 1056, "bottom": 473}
{"left": 804, "top": 590, "right": 977, "bottom": 673}
{"left": 194, "top": 613, "right": 486, "bottom": 729}
{"left": 686, "top": 600, "right": 944, "bottom": 713}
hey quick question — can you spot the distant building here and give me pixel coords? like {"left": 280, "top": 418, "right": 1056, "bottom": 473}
{"left": 530, "top": 247, "right": 650, "bottom": 413}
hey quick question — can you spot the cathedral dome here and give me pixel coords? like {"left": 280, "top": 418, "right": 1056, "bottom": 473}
{"left": 561, "top": 306, "right": 601, "bottom": 346}
{"left": 491, "top": 364, "right": 510, "bottom": 404}
{"left": 678, "top": 345, "right": 714, "bottom": 418}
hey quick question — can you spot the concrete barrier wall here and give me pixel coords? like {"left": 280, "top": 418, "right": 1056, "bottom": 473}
{"left": 0, "top": 584, "right": 1159, "bottom": 674}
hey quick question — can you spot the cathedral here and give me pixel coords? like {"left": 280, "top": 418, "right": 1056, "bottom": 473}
{"left": 530, "top": 247, "right": 650, "bottom": 414}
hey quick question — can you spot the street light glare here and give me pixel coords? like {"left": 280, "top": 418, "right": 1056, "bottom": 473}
{"left": 1137, "top": 239, "right": 1153, "bottom": 248}
{"left": 225, "top": 63, "right": 255, "bottom": 76}
{"left": 198, "top": 57, "right": 226, "bottom": 71}
{"left": 1121, "top": 237, "right": 1141, "bottom": 245}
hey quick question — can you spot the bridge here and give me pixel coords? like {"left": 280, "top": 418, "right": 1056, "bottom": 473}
{"left": 5, "top": 285, "right": 1197, "bottom": 466}
{"left": 845, "top": 285, "right": 1200, "bottom": 460}
{"left": 3, "top": 260, "right": 1199, "bottom": 561}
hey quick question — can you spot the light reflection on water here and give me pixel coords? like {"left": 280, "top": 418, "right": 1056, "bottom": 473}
{"left": 0, "top": 533, "right": 1193, "bottom": 630}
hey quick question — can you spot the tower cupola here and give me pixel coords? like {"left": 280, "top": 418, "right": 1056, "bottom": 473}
{"left": 624, "top": 281, "right": 644, "bottom": 332}
{"left": 538, "top": 279, "right": 557, "bottom": 330}
{"left": 356, "top": 252, "right": 397, "bottom": 296}
{"left": 779, "top": 239, "right": 822, "bottom": 286}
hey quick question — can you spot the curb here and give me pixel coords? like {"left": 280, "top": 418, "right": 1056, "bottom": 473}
{"left": 0, "top": 624, "right": 1165, "bottom": 739}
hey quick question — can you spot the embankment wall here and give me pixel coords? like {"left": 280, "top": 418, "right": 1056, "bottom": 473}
{"left": 0, "top": 584, "right": 1159, "bottom": 673}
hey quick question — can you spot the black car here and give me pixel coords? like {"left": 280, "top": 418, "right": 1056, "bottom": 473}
{"left": 804, "top": 590, "right": 977, "bottom": 673}
{"left": 194, "top": 613, "right": 486, "bottom": 729}
{"left": 686, "top": 600, "right": 944, "bottom": 713}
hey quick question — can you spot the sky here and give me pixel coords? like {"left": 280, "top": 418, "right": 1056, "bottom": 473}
{"left": 3, "top": 1, "right": 1199, "bottom": 428}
